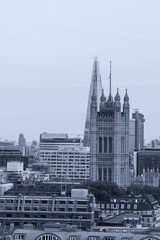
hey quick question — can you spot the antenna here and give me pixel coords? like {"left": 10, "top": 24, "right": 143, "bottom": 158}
{"left": 109, "top": 61, "right": 112, "bottom": 95}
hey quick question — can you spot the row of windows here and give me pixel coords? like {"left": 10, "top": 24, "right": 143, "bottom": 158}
{"left": 98, "top": 127, "right": 113, "bottom": 131}
{"left": 99, "top": 203, "right": 138, "bottom": 210}
{"left": 36, "top": 235, "right": 115, "bottom": 240}
{"left": 99, "top": 137, "right": 112, "bottom": 153}
{"left": 99, "top": 137, "right": 126, "bottom": 154}
{"left": 97, "top": 158, "right": 112, "bottom": 162}
{"left": 98, "top": 168, "right": 112, "bottom": 181}
{"left": 40, "top": 152, "right": 89, "bottom": 155}
{"left": 4, "top": 206, "right": 88, "bottom": 212}
{"left": 0, "top": 199, "right": 89, "bottom": 205}
{"left": 17, "top": 234, "right": 156, "bottom": 240}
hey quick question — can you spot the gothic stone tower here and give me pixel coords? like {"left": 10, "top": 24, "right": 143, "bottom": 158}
{"left": 90, "top": 80, "right": 130, "bottom": 187}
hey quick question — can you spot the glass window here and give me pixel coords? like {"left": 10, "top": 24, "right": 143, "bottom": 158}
{"left": 104, "top": 137, "right": 107, "bottom": 153}
{"left": 99, "top": 137, "right": 102, "bottom": 153}
{"left": 127, "top": 204, "right": 130, "bottom": 209}
{"left": 109, "top": 137, "right": 112, "bottom": 153}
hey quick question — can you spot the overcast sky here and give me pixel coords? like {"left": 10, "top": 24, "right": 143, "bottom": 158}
{"left": 0, "top": 0, "right": 160, "bottom": 143}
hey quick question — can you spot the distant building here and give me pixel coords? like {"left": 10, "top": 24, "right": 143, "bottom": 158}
{"left": 135, "top": 148, "right": 160, "bottom": 177}
{"left": 32, "top": 140, "right": 38, "bottom": 147}
{"left": 39, "top": 133, "right": 90, "bottom": 181}
{"left": 0, "top": 147, "right": 28, "bottom": 170}
{"left": 18, "top": 133, "right": 26, "bottom": 149}
{"left": 0, "top": 141, "right": 14, "bottom": 148}
{"left": 142, "top": 168, "right": 159, "bottom": 187}
{"left": 129, "top": 111, "right": 145, "bottom": 153}
{"left": 147, "top": 139, "right": 160, "bottom": 149}
{"left": 133, "top": 148, "right": 160, "bottom": 186}
{"left": 132, "top": 110, "right": 145, "bottom": 151}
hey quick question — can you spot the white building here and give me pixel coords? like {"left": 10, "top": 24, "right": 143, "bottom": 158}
{"left": 39, "top": 133, "right": 90, "bottom": 181}
{"left": 0, "top": 183, "right": 13, "bottom": 195}
{"left": 7, "top": 162, "right": 24, "bottom": 172}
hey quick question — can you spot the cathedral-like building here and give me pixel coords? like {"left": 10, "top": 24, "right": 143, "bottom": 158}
{"left": 90, "top": 61, "right": 130, "bottom": 187}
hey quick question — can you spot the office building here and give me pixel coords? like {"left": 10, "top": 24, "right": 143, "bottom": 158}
{"left": 0, "top": 147, "right": 28, "bottom": 170}
{"left": 142, "top": 168, "right": 159, "bottom": 187}
{"left": 132, "top": 111, "right": 145, "bottom": 151}
{"left": 135, "top": 148, "right": 160, "bottom": 177}
{"left": 0, "top": 189, "right": 96, "bottom": 230}
{"left": 39, "top": 133, "right": 90, "bottom": 181}
{"left": 18, "top": 133, "right": 26, "bottom": 153}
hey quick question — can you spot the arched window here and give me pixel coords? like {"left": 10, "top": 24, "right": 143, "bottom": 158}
{"left": 99, "top": 137, "right": 102, "bottom": 153}
{"left": 140, "top": 238, "right": 160, "bottom": 240}
{"left": 108, "top": 168, "right": 112, "bottom": 181}
{"left": 104, "top": 137, "right": 107, "bottom": 153}
{"left": 109, "top": 137, "right": 112, "bottom": 153}
{"left": 98, "top": 168, "right": 102, "bottom": 181}
{"left": 104, "top": 168, "right": 107, "bottom": 181}
{"left": 37, "top": 234, "right": 61, "bottom": 240}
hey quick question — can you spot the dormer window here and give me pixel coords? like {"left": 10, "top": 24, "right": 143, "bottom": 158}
{"left": 88, "top": 237, "right": 99, "bottom": 240}
{"left": 15, "top": 234, "right": 24, "bottom": 240}
{"left": 69, "top": 237, "right": 77, "bottom": 240}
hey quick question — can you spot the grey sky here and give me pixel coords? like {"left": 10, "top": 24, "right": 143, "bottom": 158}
{"left": 0, "top": 0, "right": 160, "bottom": 143}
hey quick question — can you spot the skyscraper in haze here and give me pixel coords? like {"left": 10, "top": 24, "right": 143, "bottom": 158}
{"left": 18, "top": 133, "right": 26, "bottom": 149}
{"left": 83, "top": 57, "right": 102, "bottom": 147}
{"left": 90, "top": 62, "right": 130, "bottom": 187}
{"left": 132, "top": 110, "right": 145, "bottom": 151}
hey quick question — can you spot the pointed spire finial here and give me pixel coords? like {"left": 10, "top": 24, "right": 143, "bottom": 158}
{"left": 124, "top": 88, "right": 129, "bottom": 102}
{"left": 100, "top": 89, "right": 106, "bottom": 103}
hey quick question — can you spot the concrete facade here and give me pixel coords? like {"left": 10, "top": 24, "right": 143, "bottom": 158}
{"left": 39, "top": 133, "right": 90, "bottom": 181}
{"left": 0, "top": 189, "right": 96, "bottom": 230}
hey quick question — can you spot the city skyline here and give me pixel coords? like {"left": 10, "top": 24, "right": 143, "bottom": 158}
{"left": 0, "top": 0, "right": 160, "bottom": 142}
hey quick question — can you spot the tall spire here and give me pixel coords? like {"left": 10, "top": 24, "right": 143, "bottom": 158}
{"left": 83, "top": 56, "right": 102, "bottom": 147}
